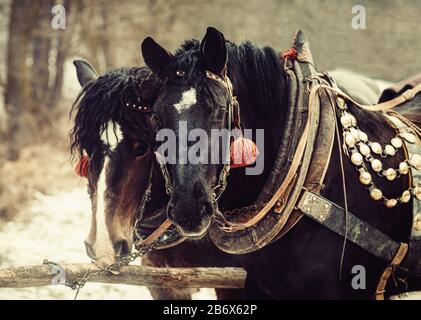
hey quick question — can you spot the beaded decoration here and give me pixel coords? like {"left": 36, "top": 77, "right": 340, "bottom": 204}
{"left": 125, "top": 97, "right": 151, "bottom": 112}
{"left": 336, "top": 96, "right": 421, "bottom": 208}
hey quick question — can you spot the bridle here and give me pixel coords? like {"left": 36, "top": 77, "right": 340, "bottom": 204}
{"left": 125, "top": 68, "right": 238, "bottom": 249}
{"left": 149, "top": 67, "right": 239, "bottom": 204}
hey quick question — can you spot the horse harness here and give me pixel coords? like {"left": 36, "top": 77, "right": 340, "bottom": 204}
{"left": 131, "top": 31, "right": 421, "bottom": 299}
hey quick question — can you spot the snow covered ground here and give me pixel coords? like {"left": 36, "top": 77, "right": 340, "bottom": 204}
{"left": 0, "top": 187, "right": 214, "bottom": 300}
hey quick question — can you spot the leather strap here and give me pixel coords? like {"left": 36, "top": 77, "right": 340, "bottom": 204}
{"left": 297, "top": 191, "right": 404, "bottom": 262}
{"left": 208, "top": 30, "right": 321, "bottom": 253}
{"left": 218, "top": 83, "right": 320, "bottom": 232}
{"left": 317, "top": 82, "right": 421, "bottom": 113}
{"left": 375, "top": 242, "right": 409, "bottom": 300}
{"left": 270, "top": 85, "right": 336, "bottom": 244}
{"left": 138, "top": 219, "right": 173, "bottom": 247}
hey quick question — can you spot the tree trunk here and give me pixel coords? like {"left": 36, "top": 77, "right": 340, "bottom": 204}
{"left": 99, "top": 1, "right": 116, "bottom": 68}
{"left": 5, "top": 0, "right": 40, "bottom": 160}
{"left": 47, "top": 0, "right": 76, "bottom": 109}
{"left": 32, "top": 0, "right": 54, "bottom": 119}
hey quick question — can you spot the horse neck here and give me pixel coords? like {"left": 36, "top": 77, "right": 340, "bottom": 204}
{"left": 227, "top": 42, "right": 288, "bottom": 159}
{"left": 222, "top": 43, "right": 289, "bottom": 207}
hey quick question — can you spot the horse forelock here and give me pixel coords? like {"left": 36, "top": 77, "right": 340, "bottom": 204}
{"left": 70, "top": 67, "right": 157, "bottom": 161}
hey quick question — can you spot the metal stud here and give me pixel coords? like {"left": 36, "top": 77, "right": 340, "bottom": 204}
{"left": 340, "top": 113, "right": 354, "bottom": 128}
{"left": 371, "top": 159, "right": 383, "bottom": 172}
{"left": 370, "top": 142, "right": 382, "bottom": 155}
{"left": 359, "top": 131, "right": 368, "bottom": 142}
{"left": 359, "top": 144, "right": 371, "bottom": 157}
{"left": 399, "top": 162, "right": 409, "bottom": 175}
{"left": 385, "top": 168, "right": 397, "bottom": 181}
{"left": 401, "top": 190, "right": 411, "bottom": 203}
{"left": 391, "top": 137, "right": 403, "bottom": 149}
{"left": 370, "top": 188, "right": 383, "bottom": 201}
{"left": 386, "top": 198, "right": 398, "bottom": 208}
{"left": 359, "top": 171, "right": 372, "bottom": 185}
{"left": 351, "top": 152, "right": 363, "bottom": 166}
{"left": 337, "top": 97, "right": 346, "bottom": 109}
{"left": 350, "top": 128, "right": 360, "bottom": 141}
{"left": 345, "top": 133, "right": 356, "bottom": 147}
{"left": 384, "top": 144, "right": 396, "bottom": 156}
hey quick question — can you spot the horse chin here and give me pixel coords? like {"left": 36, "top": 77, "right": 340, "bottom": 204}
{"left": 113, "top": 239, "right": 132, "bottom": 258}
{"left": 176, "top": 219, "right": 211, "bottom": 240}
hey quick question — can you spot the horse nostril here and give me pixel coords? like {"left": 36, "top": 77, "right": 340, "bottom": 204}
{"left": 84, "top": 240, "right": 97, "bottom": 260}
{"left": 200, "top": 201, "right": 214, "bottom": 217}
{"left": 113, "top": 240, "right": 130, "bottom": 257}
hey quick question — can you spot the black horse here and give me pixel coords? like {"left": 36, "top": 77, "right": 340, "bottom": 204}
{"left": 70, "top": 60, "right": 242, "bottom": 299}
{"left": 141, "top": 27, "right": 421, "bottom": 299}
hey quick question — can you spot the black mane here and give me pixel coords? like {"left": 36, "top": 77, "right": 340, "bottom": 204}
{"left": 70, "top": 67, "right": 160, "bottom": 159}
{"left": 176, "top": 39, "right": 287, "bottom": 143}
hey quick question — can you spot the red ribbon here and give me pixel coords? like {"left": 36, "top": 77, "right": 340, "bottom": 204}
{"left": 75, "top": 155, "right": 89, "bottom": 178}
{"left": 281, "top": 47, "right": 298, "bottom": 61}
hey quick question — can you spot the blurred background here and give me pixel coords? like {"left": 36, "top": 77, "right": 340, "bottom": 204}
{"left": 0, "top": 0, "right": 420, "bottom": 299}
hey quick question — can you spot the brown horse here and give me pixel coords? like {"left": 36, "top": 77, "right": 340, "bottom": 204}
{"left": 71, "top": 60, "right": 242, "bottom": 299}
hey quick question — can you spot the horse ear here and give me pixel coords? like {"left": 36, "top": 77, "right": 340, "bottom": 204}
{"left": 141, "top": 37, "right": 172, "bottom": 78}
{"left": 73, "top": 60, "right": 98, "bottom": 87}
{"left": 200, "top": 27, "right": 227, "bottom": 75}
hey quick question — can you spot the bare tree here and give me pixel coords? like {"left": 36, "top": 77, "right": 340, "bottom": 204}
{"left": 5, "top": 0, "right": 40, "bottom": 160}
{"left": 32, "top": 0, "right": 54, "bottom": 115}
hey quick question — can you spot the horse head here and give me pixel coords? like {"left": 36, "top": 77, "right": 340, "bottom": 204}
{"left": 71, "top": 60, "right": 166, "bottom": 264}
{"left": 141, "top": 27, "right": 234, "bottom": 238}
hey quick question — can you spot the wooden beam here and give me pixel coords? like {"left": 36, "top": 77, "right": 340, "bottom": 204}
{"left": 0, "top": 264, "right": 247, "bottom": 289}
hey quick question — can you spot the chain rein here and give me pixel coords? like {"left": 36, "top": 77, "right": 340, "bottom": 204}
{"left": 46, "top": 243, "right": 158, "bottom": 291}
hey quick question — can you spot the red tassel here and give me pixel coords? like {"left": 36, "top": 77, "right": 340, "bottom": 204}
{"left": 281, "top": 47, "right": 298, "bottom": 60}
{"left": 75, "top": 155, "right": 89, "bottom": 178}
{"left": 230, "top": 136, "right": 259, "bottom": 168}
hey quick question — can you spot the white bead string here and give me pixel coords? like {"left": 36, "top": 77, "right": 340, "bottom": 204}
{"left": 336, "top": 96, "right": 421, "bottom": 208}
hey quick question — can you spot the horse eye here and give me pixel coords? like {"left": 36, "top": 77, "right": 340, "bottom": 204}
{"left": 133, "top": 142, "right": 148, "bottom": 158}
{"left": 176, "top": 70, "right": 185, "bottom": 77}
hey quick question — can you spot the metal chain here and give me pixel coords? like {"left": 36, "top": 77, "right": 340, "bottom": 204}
{"left": 45, "top": 243, "right": 157, "bottom": 292}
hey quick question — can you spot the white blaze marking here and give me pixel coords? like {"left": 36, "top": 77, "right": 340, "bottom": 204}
{"left": 101, "top": 122, "right": 122, "bottom": 150}
{"left": 173, "top": 87, "right": 197, "bottom": 113}
{"left": 94, "top": 156, "right": 114, "bottom": 262}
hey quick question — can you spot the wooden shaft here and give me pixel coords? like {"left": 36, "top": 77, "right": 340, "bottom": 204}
{"left": 0, "top": 264, "right": 247, "bottom": 289}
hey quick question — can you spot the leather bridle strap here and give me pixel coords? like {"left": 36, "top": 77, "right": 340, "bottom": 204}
{"left": 375, "top": 242, "right": 409, "bottom": 300}
{"left": 137, "top": 218, "right": 173, "bottom": 247}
